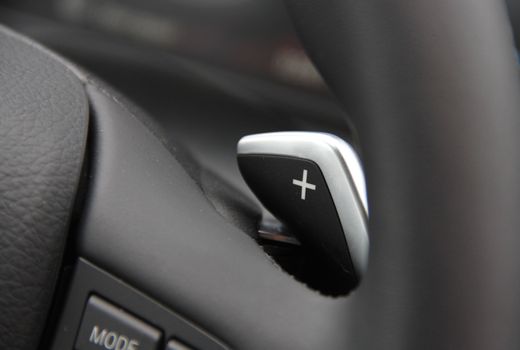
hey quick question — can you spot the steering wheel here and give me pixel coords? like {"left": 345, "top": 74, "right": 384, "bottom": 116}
{"left": 1, "top": 0, "right": 520, "bottom": 349}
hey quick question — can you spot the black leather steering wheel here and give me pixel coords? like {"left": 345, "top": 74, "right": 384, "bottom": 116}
{"left": 1, "top": 0, "right": 520, "bottom": 349}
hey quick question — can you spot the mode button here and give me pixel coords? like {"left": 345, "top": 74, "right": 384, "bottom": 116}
{"left": 75, "top": 295, "right": 162, "bottom": 350}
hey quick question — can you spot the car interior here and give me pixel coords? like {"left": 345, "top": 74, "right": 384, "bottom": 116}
{"left": 1, "top": 0, "right": 520, "bottom": 349}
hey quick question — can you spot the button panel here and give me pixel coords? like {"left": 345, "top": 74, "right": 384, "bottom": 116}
{"left": 75, "top": 295, "right": 162, "bottom": 350}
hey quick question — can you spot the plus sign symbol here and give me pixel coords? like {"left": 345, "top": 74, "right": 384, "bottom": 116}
{"left": 292, "top": 169, "right": 317, "bottom": 200}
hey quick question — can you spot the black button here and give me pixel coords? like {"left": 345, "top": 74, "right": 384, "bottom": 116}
{"left": 75, "top": 295, "right": 162, "bottom": 350}
{"left": 238, "top": 155, "right": 355, "bottom": 275}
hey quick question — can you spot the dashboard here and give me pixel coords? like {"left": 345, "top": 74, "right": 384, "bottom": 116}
{"left": 1, "top": 0, "right": 324, "bottom": 91}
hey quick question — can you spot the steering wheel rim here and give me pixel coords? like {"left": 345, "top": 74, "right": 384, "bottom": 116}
{"left": 0, "top": 27, "right": 89, "bottom": 349}
{"left": 285, "top": 0, "right": 520, "bottom": 348}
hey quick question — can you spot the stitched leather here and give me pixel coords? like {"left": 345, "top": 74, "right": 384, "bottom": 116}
{"left": 0, "top": 26, "right": 89, "bottom": 349}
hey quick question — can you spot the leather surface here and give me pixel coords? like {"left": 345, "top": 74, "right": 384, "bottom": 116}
{"left": 2, "top": 1, "right": 514, "bottom": 349}
{"left": 79, "top": 83, "right": 352, "bottom": 350}
{"left": 0, "top": 26, "right": 89, "bottom": 349}
{"left": 75, "top": 1, "right": 520, "bottom": 348}
{"left": 284, "top": 0, "right": 520, "bottom": 349}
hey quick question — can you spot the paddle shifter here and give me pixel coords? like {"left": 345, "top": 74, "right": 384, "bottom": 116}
{"left": 237, "top": 132, "right": 369, "bottom": 283}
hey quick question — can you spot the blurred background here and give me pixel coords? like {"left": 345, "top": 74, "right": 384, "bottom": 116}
{"left": 1, "top": 0, "right": 519, "bottom": 195}
{"left": 0, "top": 0, "right": 355, "bottom": 195}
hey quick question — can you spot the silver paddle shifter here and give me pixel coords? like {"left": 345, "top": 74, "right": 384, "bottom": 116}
{"left": 237, "top": 132, "right": 369, "bottom": 282}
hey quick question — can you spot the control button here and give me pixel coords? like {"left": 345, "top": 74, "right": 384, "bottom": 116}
{"left": 166, "top": 339, "right": 194, "bottom": 350}
{"left": 237, "top": 155, "right": 356, "bottom": 275}
{"left": 75, "top": 295, "right": 162, "bottom": 350}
